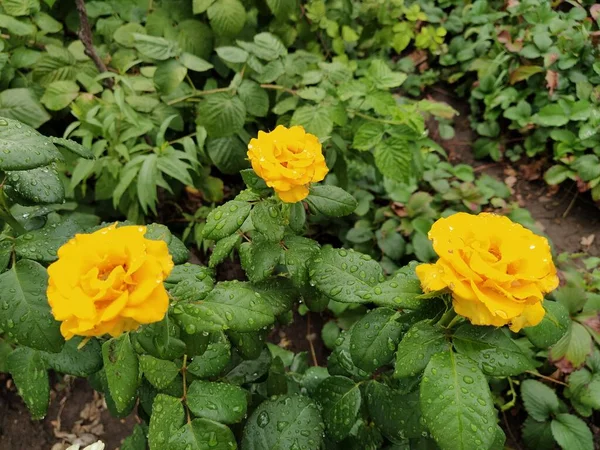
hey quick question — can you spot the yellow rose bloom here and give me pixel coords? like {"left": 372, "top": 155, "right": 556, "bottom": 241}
{"left": 47, "top": 224, "right": 174, "bottom": 339}
{"left": 247, "top": 125, "right": 329, "bottom": 203}
{"left": 416, "top": 213, "right": 559, "bottom": 332}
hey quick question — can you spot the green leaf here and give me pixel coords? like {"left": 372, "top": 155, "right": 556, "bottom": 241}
{"left": 394, "top": 320, "right": 449, "bottom": 378}
{"left": 237, "top": 32, "right": 287, "bottom": 61}
{"left": 207, "top": 135, "right": 250, "bottom": 174}
{"left": 186, "top": 333, "right": 231, "bottom": 378}
{"left": 291, "top": 105, "right": 333, "bottom": 139}
{"left": 371, "top": 268, "right": 422, "bottom": 310}
{"left": 7, "top": 347, "right": 49, "bottom": 420}
{"left": 121, "top": 424, "right": 148, "bottom": 450}
{"left": 306, "top": 185, "right": 357, "bottom": 217}
{"left": 40, "top": 80, "right": 79, "bottom": 110}
{"left": 209, "top": 233, "right": 241, "bottom": 268}
{"left": 102, "top": 334, "right": 139, "bottom": 414}
{"left": 180, "top": 52, "right": 213, "bottom": 72}
{"left": 534, "top": 104, "right": 569, "bottom": 127}
{"left": 350, "top": 307, "right": 403, "bottom": 372}
{"left": 216, "top": 46, "right": 249, "bottom": 63}
{"left": 0, "top": 259, "right": 63, "bottom": 352}
{"left": 242, "top": 394, "right": 324, "bottom": 450}
{"left": 197, "top": 93, "right": 246, "bottom": 138}
{"left": 266, "top": 0, "right": 296, "bottom": 17}
{"left": 186, "top": 380, "right": 247, "bottom": 423}
{"left": 207, "top": 0, "right": 246, "bottom": 36}
{"left": 366, "top": 381, "right": 426, "bottom": 441}
{"left": 1, "top": 0, "right": 40, "bottom": 16}
{"left": 154, "top": 59, "right": 188, "bottom": 95}
{"left": 239, "top": 240, "right": 281, "bottom": 283}
{"left": 551, "top": 414, "right": 593, "bottom": 450}
{"left": 145, "top": 224, "right": 189, "bottom": 264}
{"left": 0, "top": 89, "right": 49, "bottom": 128}
{"left": 453, "top": 325, "right": 534, "bottom": 376}
{"left": 165, "top": 263, "right": 214, "bottom": 302}
{"left": 15, "top": 214, "right": 99, "bottom": 263}
{"left": 202, "top": 200, "right": 251, "bottom": 240}
{"left": 521, "top": 379, "right": 560, "bottom": 422}
{"left": 309, "top": 248, "right": 384, "bottom": 303}
{"left": 0, "top": 14, "right": 36, "bottom": 35}
{"left": 238, "top": 80, "right": 269, "bottom": 117}
{"left": 375, "top": 137, "right": 413, "bottom": 183}
{"left": 522, "top": 417, "right": 555, "bottom": 450}
{"left": 41, "top": 336, "right": 102, "bottom": 377}
{"left": 133, "top": 33, "right": 180, "bottom": 60}
{"left": 5, "top": 164, "right": 64, "bottom": 205}
{"left": 50, "top": 137, "right": 94, "bottom": 159}
{"left": 250, "top": 200, "right": 284, "bottom": 240}
{"left": 0, "top": 116, "right": 60, "bottom": 170}
{"left": 140, "top": 355, "right": 180, "bottom": 389}
{"left": 316, "top": 375, "right": 361, "bottom": 441}
{"left": 420, "top": 352, "right": 496, "bottom": 450}
{"left": 550, "top": 322, "right": 593, "bottom": 369}
{"left": 284, "top": 235, "right": 320, "bottom": 287}
{"left": 148, "top": 394, "right": 185, "bottom": 450}
{"left": 368, "top": 60, "right": 407, "bottom": 89}
{"left": 170, "top": 419, "right": 237, "bottom": 450}
{"left": 193, "top": 0, "right": 216, "bottom": 14}
{"left": 352, "top": 122, "right": 385, "bottom": 151}
{"left": 525, "top": 301, "right": 570, "bottom": 348}
{"left": 544, "top": 165, "right": 572, "bottom": 185}
{"left": 225, "top": 346, "right": 271, "bottom": 384}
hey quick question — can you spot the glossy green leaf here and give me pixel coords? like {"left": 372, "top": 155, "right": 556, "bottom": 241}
{"left": 551, "top": 414, "right": 593, "bottom": 450}
{"left": 7, "top": 347, "right": 49, "bottom": 420}
{"left": 140, "top": 354, "right": 180, "bottom": 390}
{"left": 394, "top": 320, "right": 449, "bottom": 378}
{"left": 186, "top": 380, "right": 247, "bottom": 423}
{"left": 148, "top": 394, "right": 186, "bottom": 450}
{"left": 0, "top": 116, "right": 60, "bottom": 170}
{"left": 203, "top": 200, "right": 251, "bottom": 240}
{"left": 102, "top": 334, "right": 139, "bottom": 414}
{"left": 316, "top": 375, "right": 361, "bottom": 441}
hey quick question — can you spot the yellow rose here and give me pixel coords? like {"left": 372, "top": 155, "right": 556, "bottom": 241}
{"left": 416, "top": 213, "right": 559, "bottom": 332}
{"left": 247, "top": 125, "right": 329, "bottom": 203}
{"left": 47, "top": 224, "right": 174, "bottom": 339}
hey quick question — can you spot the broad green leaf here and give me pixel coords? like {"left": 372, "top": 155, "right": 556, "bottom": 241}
{"left": 165, "top": 263, "right": 214, "bottom": 302}
{"left": 534, "top": 104, "right": 569, "bottom": 127}
{"left": 42, "top": 337, "right": 102, "bottom": 377}
{"left": 420, "top": 352, "right": 496, "bottom": 450}
{"left": 375, "top": 137, "right": 413, "bottom": 183}
{"left": 0, "top": 116, "right": 60, "bottom": 170}
{"left": 15, "top": 213, "right": 99, "bottom": 263}
{"left": 7, "top": 347, "right": 49, "bottom": 420}
{"left": 309, "top": 247, "right": 384, "bottom": 303}
{"left": 133, "top": 33, "right": 180, "bottom": 60}
{"left": 368, "top": 60, "right": 407, "bottom": 89}
{"left": 509, "top": 65, "right": 544, "bottom": 84}
{"left": 180, "top": 52, "right": 213, "bottom": 72}
{"left": 121, "top": 424, "right": 147, "bottom": 450}
{"left": 197, "top": 93, "right": 246, "bottom": 138}
{"left": 207, "top": 134, "right": 250, "bottom": 174}
{"left": 215, "top": 46, "right": 249, "bottom": 63}
{"left": 521, "top": 379, "right": 560, "bottom": 422}
{"left": 148, "top": 394, "right": 185, "bottom": 450}
{"left": 352, "top": 122, "right": 385, "bottom": 151}
{"left": 291, "top": 104, "right": 333, "bottom": 139}
{"left": 0, "top": 14, "right": 36, "bottom": 35}
{"left": 250, "top": 200, "right": 284, "bottom": 241}
{"left": 228, "top": 330, "right": 265, "bottom": 359}
{"left": 34, "top": 11, "right": 62, "bottom": 33}
{"left": 40, "top": 80, "right": 79, "bottom": 110}
{"left": 207, "top": 0, "right": 246, "bottom": 36}
{"left": 284, "top": 235, "right": 320, "bottom": 287}
{"left": 350, "top": 307, "right": 403, "bottom": 372}
{"left": 50, "top": 137, "right": 94, "bottom": 159}
{"left": 186, "top": 380, "right": 247, "bottom": 423}
{"left": 522, "top": 417, "right": 555, "bottom": 450}
{"left": 316, "top": 375, "right": 361, "bottom": 441}
{"left": 237, "top": 32, "right": 287, "bottom": 61}
{"left": 193, "top": 0, "right": 216, "bottom": 14}
{"left": 266, "top": 0, "right": 296, "bottom": 17}
{"left": 102, "top": 334, "right": 139, "bottom": 414}
{"left": 203, "top": 200, "right": 251, "bottom": 240}
{"left": 251, "top": 278, "right": 297, "bottom": 316}
{"left": 145, "top": 223, "right": 189, "bottom": 264}
{"left": 544, "top": 165, "right": 572, "bottom": 185}
{"left": 0, "top": 259, "right": 63, "bottom": 352}
{"left": 225, "top": 346, "right": 271, "bottom": 384}
{"left": 242, "top": 395, "right": 324, "bottom": 450}
{"left": 140, "top": 355, "right": 180, "bottom": 389}
{"left": 5, "top": 164, "right": 64, "bottom": 205}
{"left": 453, "top": 325, "right": 535, "bottom": 376}
{"left": 155, "top": 59, "right": 188, "bottom": 94}
{"left": 551, "top": 414, "right": 593, "bottom": 450}
{"left": 239, "top": 240, "right": 282, "bottom": 283}
{"left": 209, "top": 233, "right": 241, "bottom": 268}
{"left": 328, "top": 328, "right": 369, "bottom": 379}
{"left": 394, "top": 320, "right": 449, "bottom": 378}
{"left": 186, "top": 333, "right": 231, "bottom": 378}
{"left": 306, "top": 185, "right": 357, "bottom": 217}
{"left": 550, "top": 322, "right": 593, "bottom": 369}
{"left": 1, "top": 0, "right": 40, "bottom": 16}
{"left": 525, "top": 301, "right": 570, "bottom": 348}
{"left": 371, "top": 268, "right": 423, "bottom": 310}
{"left": 366, "top": 381, "right": 426, "bottom": 441}
{"left": 170, "top": 419, "right": 237, "bottom": 450}
{"left": 0, "top": 89, "right": 50, "bottom": 128}
{"left": 238, "top": 80, "right": 269, "bottom": 117}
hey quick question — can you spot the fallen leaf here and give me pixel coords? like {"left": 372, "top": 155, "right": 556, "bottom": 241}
{"left": 581, "top": 234, "right": 595, "bottom": 247}
{"left": 504, "top": 175, "right": 517, "bottom": 188}
{"left": 591, "top": 4, "right": 600, "bottom": 20}
{"left": 546, "top": 70, "right": 558, "bottom": 95}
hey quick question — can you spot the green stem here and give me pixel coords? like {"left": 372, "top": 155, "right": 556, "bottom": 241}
{"left": 500, "top": 377, "right": 517, "bottom": 412}
{"left": 353, "top": 111, "right": 405, "bottom": 126}
{"left": 438, "top": 308, "right": 457, "bottom": 328}
{"left": 260, "top": 84, "right": 297, "bottom": 95}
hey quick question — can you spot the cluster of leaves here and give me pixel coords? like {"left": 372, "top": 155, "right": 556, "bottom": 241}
{"left": 436, "top": 0, "right": 600, "bottom": 200}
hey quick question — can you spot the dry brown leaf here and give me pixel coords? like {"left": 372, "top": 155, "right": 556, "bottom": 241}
{"left": 581, "top": 234, "right": 596, "bottom": 247}
{"left": 546, "top": 70, "right": 558, "bottom": 95}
